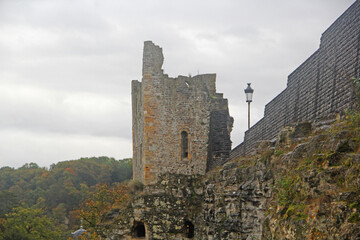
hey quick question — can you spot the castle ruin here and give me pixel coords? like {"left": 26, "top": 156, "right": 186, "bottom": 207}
{"left": 132, "top": 41, "right": 233, "bottom": 185}
{"left": 103, "top": 1, "right": 360, "bottom": 239}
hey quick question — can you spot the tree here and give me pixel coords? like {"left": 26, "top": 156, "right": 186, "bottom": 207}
{"left": 0, "top": 191, "right": 19, "bottom": 218}
{"left": 0, "top": 157, "right": 133, "bottom": 235}
{"left": 79, "top": 183, "right": 130, "bottom": 234}
{"left": 0, "top": 207, "right": 60, "bottom": 240}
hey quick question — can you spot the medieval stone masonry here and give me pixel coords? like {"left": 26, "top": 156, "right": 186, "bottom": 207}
{"left": 132, "top": 41, "right": 233, "bottom": 185}
{"left": 231, "top": 0, "right": 360, "bottom": 158}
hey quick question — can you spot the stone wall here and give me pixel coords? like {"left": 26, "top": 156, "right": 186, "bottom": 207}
{"left": 102, "top": 161, "right": 272, "bottom": 240}
{"left": 132, "top": 80, "right": 144, "bottom": 182}
{"left": 102, "top": 164, "right": 272, "bottom": 240}
{"left": 231, "top": 0, "right": 360, "bottom": 159}
{"left": 132, "top": 41, "right": 233, "bottom": 185}
{"left": 200, "top": 161, "right": 273, "bottom": 240}
{"left": 207, "top": 95, "right": 233, "bottom": 171}
{"left": 101, "top": 173, "right": 205, "bottom": 240}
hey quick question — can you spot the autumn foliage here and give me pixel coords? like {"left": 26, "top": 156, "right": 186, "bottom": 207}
{"left": 79, "top": 183, "right": 130, "bottom": 230}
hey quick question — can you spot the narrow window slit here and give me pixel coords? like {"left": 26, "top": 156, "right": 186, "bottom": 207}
{"left": 181, "top": 131, "right": 189, "bottom": 160}
{"left": 184, "top": 220, "right": 194, "bottom": 238}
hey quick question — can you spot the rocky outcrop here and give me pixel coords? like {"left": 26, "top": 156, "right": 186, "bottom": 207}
{"left": 200, "top": 160, "right": 273, "bottom": 240}
{"left": 261, "top": 118, "right": 360, "bottom": 240}
{"left": 200, "top": 116, "right": 360, "bottom": 240}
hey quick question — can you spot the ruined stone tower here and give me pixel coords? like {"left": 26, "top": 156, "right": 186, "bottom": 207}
{"left": 132, "top": 41, "right": 233, "bottom": 185}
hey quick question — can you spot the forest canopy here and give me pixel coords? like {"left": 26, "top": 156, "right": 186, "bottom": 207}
{"left": 0, "top": 157, "right": 132, "bottom": 239}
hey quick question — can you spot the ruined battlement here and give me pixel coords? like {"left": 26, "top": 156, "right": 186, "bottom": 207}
{"left": 142, "top": 41, "right": 164, "bottom": 76}
{"left": 132, "top": 41, "right": 233, "bottom": 185}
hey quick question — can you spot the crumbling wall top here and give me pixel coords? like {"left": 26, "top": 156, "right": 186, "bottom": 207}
{"left": 142, "top": 41, "right": 164, "bottom": 76}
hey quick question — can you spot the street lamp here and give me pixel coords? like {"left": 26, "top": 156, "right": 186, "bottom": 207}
{"left": 244, "top": 83, "right": 254, "bottom": 129}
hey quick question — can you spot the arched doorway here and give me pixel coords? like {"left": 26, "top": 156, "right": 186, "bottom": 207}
{"left": 132, "top": 221, "right": 146, "bottom": 238}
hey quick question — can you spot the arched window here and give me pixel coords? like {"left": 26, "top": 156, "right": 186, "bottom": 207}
{"left": 184, "top": 220, "right": 194, "bottom": 238}
{"left": 181, "top": 131, "right": 189, "bottom": 160}
{"left": 132, "top": 221, "right": 145, "bottom": 238}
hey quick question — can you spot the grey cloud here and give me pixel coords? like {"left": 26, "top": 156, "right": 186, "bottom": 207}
{"left": 0, "top": 85, "right": 131, "bottom": 138}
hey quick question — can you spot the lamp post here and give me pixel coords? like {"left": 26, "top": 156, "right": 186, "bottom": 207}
{"left": 244, "top": 83, "right": 254, "bottom": 129}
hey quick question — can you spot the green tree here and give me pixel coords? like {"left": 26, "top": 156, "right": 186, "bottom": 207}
{"left": 0, "top": 207, "right": 60, "bottom": 240}
{"left": 0, "top": 191, "right": 19, "bottom": 218}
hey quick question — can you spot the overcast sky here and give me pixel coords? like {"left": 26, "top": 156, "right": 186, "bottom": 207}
{"left": 0, "top": 0, "right": 355, "bottom": 168}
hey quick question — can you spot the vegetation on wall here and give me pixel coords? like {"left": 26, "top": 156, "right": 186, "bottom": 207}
{"left": 261, "top": 109, "right": 360, "bottom": 239}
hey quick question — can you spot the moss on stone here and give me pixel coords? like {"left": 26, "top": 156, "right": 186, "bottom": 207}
{"left": 348, "top": 212, "right": 360, "bottom": 223}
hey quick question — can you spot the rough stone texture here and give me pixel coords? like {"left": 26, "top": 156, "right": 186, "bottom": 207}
{"left": 101, "top": 173, "right": 204, "bottom": 240}
{"left": 200, "top": 161, "right": 273, "bottom": 240}
{"left": 231, "top": 0, "right": 360, "bottom": 159}
{"left": 207, "top": 96, "right": 233, "bottom": 171}
{"left": 103, "top": 163, "right": 273, "bottom": 240}
{"left": 262, "top": 122, "right": 360, "bottom": 240}
{"left": 132, "top": 41, "right": 233, "bottom": 185}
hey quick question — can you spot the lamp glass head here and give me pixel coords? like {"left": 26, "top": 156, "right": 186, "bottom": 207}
{"left": 244, "top": 83, "right": 254, "bottom": 102}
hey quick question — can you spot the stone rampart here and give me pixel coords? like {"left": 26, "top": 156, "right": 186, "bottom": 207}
{"left": 231, "top": 0, "right": 360, "bottom": 159}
